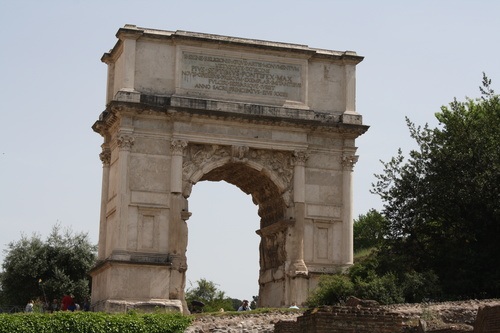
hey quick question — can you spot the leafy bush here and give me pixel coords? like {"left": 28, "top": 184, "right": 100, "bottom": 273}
{"left": 307, "top": 251, "right": 443, "bottom": 306}
{"left": 352, "top": 272, "right": 404, "bottom": 304}
{"left": 306, "top": 274, "right": 354, "bottom": 307}
{"left": 401, "top": 270, "right": 442, "bottom": 303}
{"left": 0, "top": 311, "right": 192, "bottom": 333}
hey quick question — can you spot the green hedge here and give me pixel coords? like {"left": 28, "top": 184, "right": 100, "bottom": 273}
{"left": 0, "top": 311, "right": 192, "bottom": 333}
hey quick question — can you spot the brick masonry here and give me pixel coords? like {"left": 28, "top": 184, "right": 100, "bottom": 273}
{"left": 274, "top": 306, "right": 406, "bottom": 333}
{"left": 473, "top": 305, "right": 500, "bottom": 333}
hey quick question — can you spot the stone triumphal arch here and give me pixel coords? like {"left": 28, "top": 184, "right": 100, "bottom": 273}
{"left": 90, "top": 25, "right": 368, "bottom": 313}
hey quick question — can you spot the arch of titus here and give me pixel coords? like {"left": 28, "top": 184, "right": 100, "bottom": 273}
{"left": 90, "top": 25, "right": 368, "bottom": 313}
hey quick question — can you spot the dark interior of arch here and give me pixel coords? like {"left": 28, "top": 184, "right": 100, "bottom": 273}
{"left": 199, "top": 162, "right": 286, "bottom": 229}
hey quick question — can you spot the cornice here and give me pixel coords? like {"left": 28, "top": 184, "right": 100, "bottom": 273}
{"left": 103, "top": 25, "right": 364, "bottom": 65}
{"left": 92, "top": 96, "right": 369, "bottom": 138}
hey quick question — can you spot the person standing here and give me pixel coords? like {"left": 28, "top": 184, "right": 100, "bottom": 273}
{"left": 61, "top": 294, "right": 73, "bottom": 311}
{"left": 25, "top": 300, "right": 34, "bottom": 312}
{"left": 51, "top": 298, "right": 60, "bottom": 312}
{"left": 237, "top": 300, "right": 251, "bottom": 311}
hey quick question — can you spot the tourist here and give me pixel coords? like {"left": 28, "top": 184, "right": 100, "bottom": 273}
{"left": 82, "top": 298, "right": 90, "bottom": 311}
{"left": 25, "top": 300, "right": 34, "bottom": 312}
{"left": 61, "top": 294, "right": 73, "bottom": 311}
{"left": 51, "top": 298, "right": 60, "bottom": 312}
{"left": 238, "top": 300, "right": 251, "bottom": 311}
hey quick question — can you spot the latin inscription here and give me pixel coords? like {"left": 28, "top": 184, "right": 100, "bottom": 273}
{"left": 181, "top": 52, "right": 303, "bottom": 101}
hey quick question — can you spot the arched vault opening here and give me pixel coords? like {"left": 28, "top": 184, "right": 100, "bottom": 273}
{"left": 182, "top": 150, "right": 294, "bottom": 308}
{"left": 185, "top": 180, "right": 260, "bottom": 302}
{"left": 199, "top": 162, "right": 287, "bottom": 229}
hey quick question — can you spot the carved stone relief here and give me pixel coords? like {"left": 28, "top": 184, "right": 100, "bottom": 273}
{"left": 182, "top": 143, "right": 294, "bottom": 201}
{"left": 260, "top": 230, "right": 287, "bottom": 270}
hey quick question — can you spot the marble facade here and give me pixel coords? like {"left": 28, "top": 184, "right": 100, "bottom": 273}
{"left": 90, "top": 25, "right": 368, "bottom": 313}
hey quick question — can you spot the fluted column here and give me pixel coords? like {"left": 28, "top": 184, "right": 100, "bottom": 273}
{"left": 291, "top": 150, "right": 309, "bottom": 275}
{"left": 97, "top": 145, "right": 111, "bottom": 260}
{"left": 341, "top": 153, "right": 358, "bottom": 265}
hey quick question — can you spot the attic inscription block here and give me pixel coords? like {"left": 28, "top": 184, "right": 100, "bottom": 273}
{"left": 180, "top": 50, "right": 304, "bottom": 102}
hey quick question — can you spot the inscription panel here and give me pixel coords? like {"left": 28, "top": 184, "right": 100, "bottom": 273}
{"left": 178, "top": 47, "right": 305, "bottom": 104}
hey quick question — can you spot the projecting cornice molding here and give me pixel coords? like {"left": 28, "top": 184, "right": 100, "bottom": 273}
{"left": 92, "top": 96, "right": 369, "bottom": 138}
{"left": 102, "top": 25, "right": 364, "bottom": 66}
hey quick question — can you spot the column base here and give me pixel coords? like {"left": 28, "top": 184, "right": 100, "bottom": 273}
{"left": 291, "top": 260, "right": 309, "bottom": 276}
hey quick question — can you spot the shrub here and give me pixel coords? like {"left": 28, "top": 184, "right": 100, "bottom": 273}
{"left": 306, "top": 274, "right": 354, "bottom": 307}
{"left": 0, "top": 311, "right": 192, "bottom": 333}
{"left": 352, "top": 272, "right": 404, "bottom": 304}
{"left": 401, "top": 270, "right": 442, "bottom": 303}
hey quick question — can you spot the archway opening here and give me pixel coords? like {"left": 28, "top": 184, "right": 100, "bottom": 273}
{"left": 185, "top": 180, "right": 260, "bottom": 303}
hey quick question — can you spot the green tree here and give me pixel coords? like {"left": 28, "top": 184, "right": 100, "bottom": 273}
{"left": 0, "top": 225, "right": 96, "bottom": 307}
{"left": 353, "top": 209, "right": 387, "bottom": 252}
{"left": 372, "top": 74, "right": 500, "bottom": 299}
{"left": 185, "top": 278, "right": 234, "bottom": 312}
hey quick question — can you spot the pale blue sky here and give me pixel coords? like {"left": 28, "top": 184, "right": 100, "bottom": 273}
{"left": 1, "top": 0, "right": 498, "bottom": 302}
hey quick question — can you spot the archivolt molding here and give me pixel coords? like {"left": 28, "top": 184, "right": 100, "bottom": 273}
{"left": 181, "top": 143, "right": 294, "bottom": 200}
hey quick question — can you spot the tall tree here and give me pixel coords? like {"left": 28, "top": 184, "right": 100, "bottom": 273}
{"left": 0, "top": 225, "right": 96, "bottom": 307}
{"left": 353, "top": 209, "right": 387, "bottom": 252}
{"left": 372, "top": 74, "right": 500, "bottom": 298}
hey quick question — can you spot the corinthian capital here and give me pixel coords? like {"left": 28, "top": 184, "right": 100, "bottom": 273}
{"left": 342, "top": 154, "right": 359, "bottom": 171}
{"left": 292, "top": 150, "right": 309, "bottom": 166}
{"left": 99, "top": 148, "right": 111, "bottom": 165}
{"left": 117, "top": 134, "right": 134, "bottom": 150}
{"left": 171, "top": 139, "right": 188, "bottom": 155}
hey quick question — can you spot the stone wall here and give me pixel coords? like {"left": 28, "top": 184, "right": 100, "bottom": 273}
{"left": 275, "top": 306, "right": 405, "bottom": 333}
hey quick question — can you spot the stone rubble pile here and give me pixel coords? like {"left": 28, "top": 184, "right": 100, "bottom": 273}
{"left": 184, "top": 311, "right": 302, "bottom": 333}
